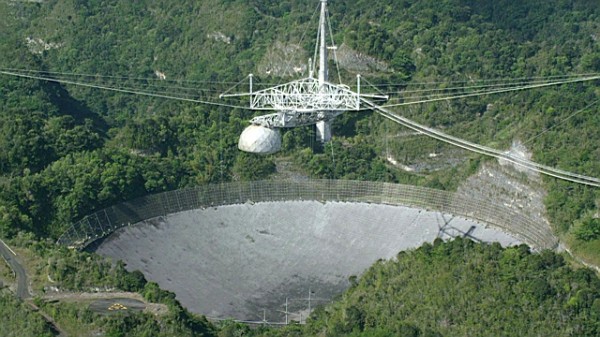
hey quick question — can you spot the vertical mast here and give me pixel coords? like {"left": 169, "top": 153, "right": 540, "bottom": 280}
{"left": 316, "top": 0, "right": 331, "bottom": 143}
{"left": 318, "top": 0, "right": 328, "bottom": 86}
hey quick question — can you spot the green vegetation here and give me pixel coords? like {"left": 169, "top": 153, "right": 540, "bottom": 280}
{"left": 246, "top": 239, "right": 600, "bottom": 337}
{"left": 36, "top": 299, "right": 216, "bottom": 337}
{"left": 6, "top": 237, "right": 599, "bottom": 336}
{"left": 0, "top": 292, "right": 54, "bottom": 337}
{"left": 0, "top": 0, "right": 598, "bottom": 244}
{"left": 9, "top": 233, "right": 145, "bottom": 292}
{"left": 6, "top": 234, "right": 218, "bottom": 336}
{"left": 1, "top": 0, "right": 599, "bottom": 335}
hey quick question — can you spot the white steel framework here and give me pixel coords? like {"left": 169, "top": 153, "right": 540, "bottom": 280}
{"left": 2, "top": 1, "right": 596, "bottom": 185}
{"left": 220, "top": 0, "right": 387, "bottom": 142}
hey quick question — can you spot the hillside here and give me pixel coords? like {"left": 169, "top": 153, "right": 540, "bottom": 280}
{"left": 0, "top": 0, "right": 599, "bottom": 335}
{"left": 250, "top": 239, "right": 600, "bottom": 337}
{"left": 1, "top": 0, "right": 599, "bottom": 242}
{"left": 0, "top": 234, "right": 218, "bottom": 336}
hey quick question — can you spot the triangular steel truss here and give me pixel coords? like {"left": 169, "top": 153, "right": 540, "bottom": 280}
{"left": 220, "top": 0, "right": 387, "bottom": 131}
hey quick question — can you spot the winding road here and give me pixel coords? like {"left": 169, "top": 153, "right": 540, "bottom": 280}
{"left": 0, "top": 238, "right": 70, "bottom": 335}
{"left": 0, "top": 238, "right": 29, "bottom": 299}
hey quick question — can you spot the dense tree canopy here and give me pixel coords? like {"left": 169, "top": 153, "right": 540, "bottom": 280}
{"left": 0, "top": 0, "right": 599, "bottom": 334}
{"left": 249, "top": 239, "right": 600, "bottom": 337}
{"left": 1, "top": 0, "right": 598, "bottom": 242}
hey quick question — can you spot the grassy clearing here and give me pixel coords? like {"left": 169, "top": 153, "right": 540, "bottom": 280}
{"left": 12, "top": 246, "right": 51, "bottom": 294}
{"left": 39, "top": 301, "right": 102, "bottom": 337}
{"left": 563, "top": 233, "right": 600, "bottom": 271}
{"left": 0, "top": 254, "right": 15, "bottom": 287}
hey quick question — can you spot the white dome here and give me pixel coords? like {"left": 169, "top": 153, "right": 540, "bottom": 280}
{"left": 238, "top": 125, "right": 281, "bottom": 154}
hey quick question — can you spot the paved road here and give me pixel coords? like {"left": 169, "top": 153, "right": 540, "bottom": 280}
{"left": 0, "top": 238, "right": 29, "bottom": 299}
{"left": 0, "top": 239, "right": 69, "bottom": 336}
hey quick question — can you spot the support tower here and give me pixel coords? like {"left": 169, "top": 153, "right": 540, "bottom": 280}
{"left": 221, "top": 0, "right": 387, "bottom": 154}
{"left": 316, "top": 0, "right": 331, "bottom": 143}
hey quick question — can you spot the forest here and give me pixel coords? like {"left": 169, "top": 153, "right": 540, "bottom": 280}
{"left": 5, "top": 237, "right": 598, "bottom": 336}
{"left": 1, "top": 0, "right": 598, "bottom": 248}
{"left": 0, "top": 0, "right": 599, "bottom": 335}
{"left": 250, "top": 238, "right": 600, "bottom": 337}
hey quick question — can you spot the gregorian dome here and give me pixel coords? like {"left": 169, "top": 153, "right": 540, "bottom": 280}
{"left": 238, "top": 124, "right": 282, "bottom": 154}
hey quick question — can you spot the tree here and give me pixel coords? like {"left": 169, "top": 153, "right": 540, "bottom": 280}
{"left": 232, "top": 152, "right": 276, "bottom": 181}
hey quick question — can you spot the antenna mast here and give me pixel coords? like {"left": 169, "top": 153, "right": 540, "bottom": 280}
{"left": 316, "top": 0, "right": 331, "bottom": 142}
{"left": 220, "top": 0, "right": 388, "bottom": 154}
{"left": 318, "top": 0, "right": 328, "bottom": 87}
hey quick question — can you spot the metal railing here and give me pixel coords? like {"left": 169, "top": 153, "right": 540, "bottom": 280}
{"left": 57, "top": 179, "right": 558, "bottom": 250}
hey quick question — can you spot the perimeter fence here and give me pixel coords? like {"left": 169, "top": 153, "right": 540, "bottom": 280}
{"left": 57, "top": 179, "right": 558, "bottom": 250}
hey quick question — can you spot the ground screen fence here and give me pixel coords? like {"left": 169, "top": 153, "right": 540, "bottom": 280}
{"left": 57, "top": 179, "right": 558, "bottom": 250}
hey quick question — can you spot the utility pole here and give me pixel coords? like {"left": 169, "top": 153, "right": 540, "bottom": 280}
{"left": 308, "top": 287, "right": 311, "bottom": 314}
{"left": 277, "top": 297, "right": 290, "bottom": 325}
{"left": 285, "top": 297, "right": 289, "bottom": 325}
{"left": 285, "top": 297, "right": 290, "bottom": 325}
{"left": 308, "top": 287, "right": 315, "bottom": 317}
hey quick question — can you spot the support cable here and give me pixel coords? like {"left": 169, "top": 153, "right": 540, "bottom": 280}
{"left": 381, "top": 75, "right": 600, "bottom": 108}
{"left": 355, "top": 75, "right": 600, "bottom": 112}
{"left": 0, "top": 70, "right": 253, "bottom": 110}
{"left": 326, "top": 7, "right": 343, "bottom": 85}
{"left": 393, "top": 77, "right": 591, "bottom": 95}
{"left": 0, "top": 67, "right": 248, "bottom": 85}
{"left": 364, "top": 72, "right": 600, "bottom": 88}
{"left": 311, "top": 1, "right": 322, "bottom": 77}
{"left": 392, "top": 85, "right": 535, "bottom": 104}
{"left": 2, "top": 68, "right": 598, "bottom": 187}
{"left": 365, "top": 99, "right": 600, "bottom": 187}
{"left": 360, "top": 75, "right": 388, "bottom": 97}
{"left": 219, "top": 74, "right": 251, "bottom": 97}
{"left": 330, "top": 141, "right": 336, "bottom": 179}
{"left": 523, "top": 98, "right": 600, "bottom": 145}
{"left": 280, "top": 2, "right": 320, "bottom": 78}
